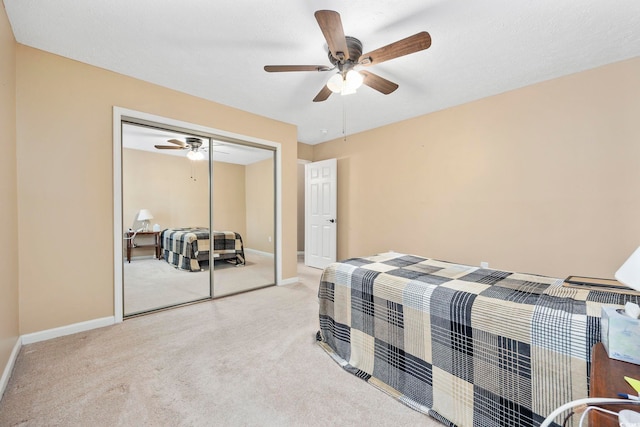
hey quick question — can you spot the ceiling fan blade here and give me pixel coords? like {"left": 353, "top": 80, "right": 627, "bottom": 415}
{"left": 313, "top": 85, "right": 333, "bottom": 102}
{"left": 315, "top": 10, "right": 349, "bottom": 61}
{"left": 264, "top": 65, "right": 332, "bottom": 72}
{"left": 167, "top": 138, "right": 187, "bottom": 147}
{"left": 154, "top": 145, "right": 186, "bottom": 150}
{"left": 359, "top": 32, "right": 431, "bottom": 66}
{"left": 360, "top": 70, "right": 399, "bottom": 95}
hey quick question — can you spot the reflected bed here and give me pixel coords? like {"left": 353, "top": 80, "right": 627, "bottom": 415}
{"left": 161, "top": 227, "right": 245, "bottom": 272}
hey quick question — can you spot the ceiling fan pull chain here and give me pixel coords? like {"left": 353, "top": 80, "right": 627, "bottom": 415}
{"left": 343, "top": 96, "right": 347, "bottom": 141}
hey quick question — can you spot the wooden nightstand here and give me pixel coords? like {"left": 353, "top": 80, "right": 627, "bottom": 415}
{"left": 590, "top": 342, "right": 640, "bottom": 426}
{"left": 126, "top": 230, "right": 161, "bottom": 262}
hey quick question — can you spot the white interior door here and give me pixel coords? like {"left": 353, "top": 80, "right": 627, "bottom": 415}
{"left": 305, "top": 158, "right": 337, "bottom": 269}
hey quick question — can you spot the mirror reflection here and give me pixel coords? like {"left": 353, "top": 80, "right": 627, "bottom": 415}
{"left": 122, "top": 123, "right": 275, "bottom": 316}
{"left": 213, "top": 145, "right": 274, "bottom": 297}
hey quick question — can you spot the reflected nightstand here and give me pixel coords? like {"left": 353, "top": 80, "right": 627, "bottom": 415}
{"left": 126, "top": 231, "right": 161, "bottom": 262}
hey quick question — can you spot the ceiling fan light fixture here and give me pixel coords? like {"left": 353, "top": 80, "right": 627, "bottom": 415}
{"left": 187, "top": 150, "right": 205, "bottom": 161}
{"left": 327, "top": 70, "right": 364, "bottom": 96}
{"left": 340, "top": 86, "right": 357, "bottom": 96}
{"left": 345, "top": 70, "right": 363, "bottom": 90}
{"left": 327, "top": 73, "right": 344, "bottom": 93}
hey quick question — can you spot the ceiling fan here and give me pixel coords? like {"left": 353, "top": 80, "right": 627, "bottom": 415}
{"left": 154, "top": 138, "right": 231, "bottom": 159}
{"left": 154, "top": 137, "right": 209, "bottom": 160}
{"left": 264, "top": 10, "right": 431, "bottom": 102}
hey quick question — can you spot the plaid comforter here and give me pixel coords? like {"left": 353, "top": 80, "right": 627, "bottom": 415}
{"left": 162, "top": 227, "right": 245, "bottom": 272}
{"left": 316, "top": 252, "right": 639, "bottom": 427}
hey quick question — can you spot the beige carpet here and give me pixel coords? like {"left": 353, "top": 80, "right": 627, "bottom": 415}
{"left": 0, "top": 259, "right": 440, "bottom": 427}
{"left": 124, "top": 250, "right": 276, "bottom": 315}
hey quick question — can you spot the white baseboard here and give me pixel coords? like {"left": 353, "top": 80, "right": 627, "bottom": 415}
{"left": 244, "top": 248, "right": 274, "bottom": 258}
{"left": 0, "top": 337, "right": 21, "bottom": 400}
{"left": 127, "top": 255, "right": 157, "bottom": 261}
{"left": 21, "top": 316, "right": 115, "bottom": 345}
{"left": 278, "top": 277, "right": 299, "bottom": 286}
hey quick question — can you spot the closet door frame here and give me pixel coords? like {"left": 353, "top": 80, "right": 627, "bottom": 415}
{"left": 112, "top": 107, "right": 283, "bottom": 323}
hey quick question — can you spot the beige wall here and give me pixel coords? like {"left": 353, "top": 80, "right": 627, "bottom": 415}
{"left": 123, "top": 149, "right": 210, "bottom": 230}
{"left": 245, "top": 158, "right": 275, "bottom": 253}
{"left": 16, "top": 44, "right": 298, "bottom": 334}
{"left": 123, "top": 149, "right": 247, "bottom": 257}
{"left": 313, "top": 57, "right": 640, "bottom": 279}
{"left": 213, "top": 161, "right": 247, "bottom": 237}
{"left": 0, "top": 4, "right": 19, "bottom": 379}
{"left": 297, "top": 142, "right": 313, "bottom": 161}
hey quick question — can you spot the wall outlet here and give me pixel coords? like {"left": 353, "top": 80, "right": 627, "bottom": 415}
{"left": 480, "top": 261, "right": 489, "bottom": 269}
{"left": 268, "top": 236, "right": 272, "bottom": 242}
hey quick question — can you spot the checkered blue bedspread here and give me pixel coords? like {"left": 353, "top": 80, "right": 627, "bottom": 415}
{"left": 316, "top": 253, "right": 639, "bottom": 426}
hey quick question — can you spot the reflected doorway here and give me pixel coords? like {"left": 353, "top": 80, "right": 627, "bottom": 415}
{"left": 121, "top": 121, "right": 275, "bottom": 317}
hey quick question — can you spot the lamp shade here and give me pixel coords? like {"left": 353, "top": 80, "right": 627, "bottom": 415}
{"left": 615, "top": 246, "right": 640, "bottom": 291}
{"left": 137, "top": 209, "right": 154, "bottom": 221}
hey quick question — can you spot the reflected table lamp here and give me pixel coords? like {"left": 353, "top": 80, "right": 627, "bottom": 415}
{"left": 137, "top": 209, "right": 154, "bottom": 232}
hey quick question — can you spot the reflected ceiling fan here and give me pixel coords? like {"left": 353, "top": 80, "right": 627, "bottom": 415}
{"left": 154, "top": 137, "right": 206, "bottom": 160}
{"left": 264, "top": 10, "right": 431, "bottom": 102}
{"left": 154, "top": 137, "right": 228, "bottom": 160}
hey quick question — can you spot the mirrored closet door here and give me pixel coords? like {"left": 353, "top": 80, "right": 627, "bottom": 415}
{"left": 121, "top": 121, "right": 276, "bottom": 316}
{"left": 122, "top": 123, "right": 212, "bottom": 316}
{"left": 211, "top": 142, "right": 275, "bottom": 297}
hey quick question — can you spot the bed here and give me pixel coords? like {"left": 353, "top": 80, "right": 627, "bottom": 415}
{"left": 161, "top": 227, "right": 245, "bottom": 272}
{"left": 316, "top": 252, "right": 639, "bottom": 427}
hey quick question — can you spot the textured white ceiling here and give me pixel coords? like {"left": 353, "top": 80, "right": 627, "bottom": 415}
{"left": 5, "top": 0, "right": 640, "bottom": 145}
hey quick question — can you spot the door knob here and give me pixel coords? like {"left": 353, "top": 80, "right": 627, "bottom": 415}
{"left": 327, "top": 219, "right": 336, "bottom": 223}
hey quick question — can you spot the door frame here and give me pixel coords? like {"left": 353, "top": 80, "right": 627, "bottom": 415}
{"left": 113, "top": 106, "right": 283, "bottom": 323}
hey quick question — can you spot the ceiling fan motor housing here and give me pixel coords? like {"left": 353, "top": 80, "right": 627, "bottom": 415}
{"left": 186, "top": 137, "right": 202, "bottom": 149}
{"left": 328, "top": 36, "right": 363, "bottom": 72}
